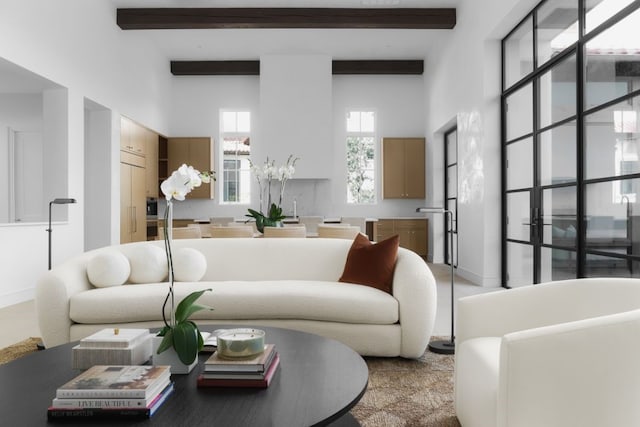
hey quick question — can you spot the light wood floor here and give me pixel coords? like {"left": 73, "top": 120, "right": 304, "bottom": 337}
{"left": 0, "top": 263, "right": 499, "bottom": 348}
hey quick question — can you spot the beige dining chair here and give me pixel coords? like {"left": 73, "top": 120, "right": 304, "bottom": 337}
{"left": 209, "top": 217, "right": 235, "bottom": 226}
{"left": 297, "top": 216, "right": 324, "bottom": 234}
{"left": 339, "top": 217, "right": 367, "bottom": 233}
{"left": 209, "top": 225, "right": 254, "bottom": 238}
{"left": 263, "top": 226, "right": 307, "bottom": 238}
{"left": 171, "top": 226, "right": 202, "bottom": 239}
{"left": 317, "top": 224, "right": 362, "bottom": 239}
{"left": 187, "top": 223, "right": 211, "bottom": 238}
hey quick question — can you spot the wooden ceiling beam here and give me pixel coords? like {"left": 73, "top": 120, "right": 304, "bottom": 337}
{"left": 333, "top": 60, "right": 423, "bottom": 75}
{"left": 171, "top": 60, "right": 260, "bottom": 76}
{"left": 117, "top": 8, "right": 456, "bottom": 30}
{"left": 170, "top": 60, "right": 424, "bottom": 75}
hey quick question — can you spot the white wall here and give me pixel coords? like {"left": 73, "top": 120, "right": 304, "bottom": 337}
{"left": 425, "top": 0, "right": 539, "bottom": 286}
{"left": 0, "top": 0, "right": 172, "bottom": 307}
{"left": 167, "top": 73, "right": 426, "bottom": 221}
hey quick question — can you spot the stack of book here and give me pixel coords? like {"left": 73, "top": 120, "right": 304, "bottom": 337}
{"left": 71, "top": 328, "right": 152, "bottom": 370}
{"left": 48, "top": 365, "right": 173, "bottom": 420}
{"left": 197, "top": 344, "right": 280, "bottom": 388}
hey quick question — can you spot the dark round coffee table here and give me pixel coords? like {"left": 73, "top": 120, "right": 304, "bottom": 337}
{"left": 0, "top": 326, "right": 368, "bottom": 426}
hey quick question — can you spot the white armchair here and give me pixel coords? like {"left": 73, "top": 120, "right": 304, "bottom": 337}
{"left": 455, "top": 278, "right": 640, "bottom": 427}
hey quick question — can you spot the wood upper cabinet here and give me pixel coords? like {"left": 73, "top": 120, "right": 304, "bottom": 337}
{"left": 145, "top": 129, "right": 159, "bottom": 198}
{"left": 120, "top": 116, "right": 146, "bottom": 157}
{"left": 382, "top": 137, "right": 425, "bottom": 199}
{"left": 167, "top": 137, "right": 214, "bottom": 199}
{"left": 374, "top": 218, "right": 428, "bottom": 257}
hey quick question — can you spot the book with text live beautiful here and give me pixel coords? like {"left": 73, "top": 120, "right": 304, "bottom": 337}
{"left": 48, "top": 383, "right": 173, "bottom": 420}
{"left": 56, "top": 365, "right": 171, "bottom": 399}
{"left": 51, "top": 382, "right": 174, "bottom": 409}
{"left": 197, "top": 353, "right": 280, "bottom": 388}
{"left": 204, "top": 344, "right": 276, "bottom": 373}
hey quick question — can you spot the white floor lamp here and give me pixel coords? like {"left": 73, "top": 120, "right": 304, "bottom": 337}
{"left": 417, "top": 207, "right": 455, "bottom": 354}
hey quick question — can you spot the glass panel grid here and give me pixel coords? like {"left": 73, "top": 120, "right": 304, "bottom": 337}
{"left": 504, "top": 16, "right": 534, "bottom": 89}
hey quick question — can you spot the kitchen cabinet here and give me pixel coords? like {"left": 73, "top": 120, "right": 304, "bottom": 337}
{"left": 120, "top": 152, "right": 147, "bottom": 243}
{"left": 382, "top": 138, "right": 425, "bottom": 199}
{"left": 120, "top": 116, "right": 146, "bottom": 157}
{"left": 145, "top": 128, "right": 159, "bottom": 198}
{"left": 167, "top": 137, "right": 214, "bottom": 199}
{"left": 374, "top": 218, "right": 428, "bottom": 257}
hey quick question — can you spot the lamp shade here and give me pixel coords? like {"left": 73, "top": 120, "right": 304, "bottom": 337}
{"left": 51, "top": 198, "right": 76, "bottom": 204}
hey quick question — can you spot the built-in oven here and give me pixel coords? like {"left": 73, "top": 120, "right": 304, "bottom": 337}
{"left": 146, "top": 198, "right": 158, "bottom": 240}
{"left": 146, "top": 198, "right": 158, "bottom": 217}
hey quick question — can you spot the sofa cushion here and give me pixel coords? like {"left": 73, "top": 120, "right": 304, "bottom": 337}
{"left": 455, "top": 337, "right": 501, "bottom": 427}
{"left": 339, "top": 234, "right": 399, "bottom": 293}
{"left": 124, "top": 245, "right": 168, "bottom": 284}
{"left": 69, "top": 281, "right": 399, "bottom": 325}
{"left": 86, "top": 251, "right": 130, "bottom": 288}
{"left": 173, "top": 248, "right": 207, "bottom": 282}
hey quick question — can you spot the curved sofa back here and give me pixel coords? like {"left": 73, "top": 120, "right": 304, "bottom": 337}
{"left": 109, "top": 238, "right": 356, "bottom": 282}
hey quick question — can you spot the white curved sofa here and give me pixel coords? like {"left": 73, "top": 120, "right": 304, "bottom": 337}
{"left": 455, "top": 278, "right": 640, "bottom": 427}
{"left": 36, "top": 238, "right": 437, "bottom": 358}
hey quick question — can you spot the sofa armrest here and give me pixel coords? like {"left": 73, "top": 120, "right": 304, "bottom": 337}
{"left": 392, "top": 249, "right": 437, "bottom": 358}
{"left": 35, "top": 257, "right": 93, "bottom": 348}
{"left": 457, "top": 278, "right": 640, "bottom": 345}
{"left": 496, "top": 309, "right": 640, "bottom": 427}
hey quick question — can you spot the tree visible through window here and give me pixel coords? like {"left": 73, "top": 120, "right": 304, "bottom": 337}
{"left": 346, "top": 111, "right": 376, "bottom": 204}
{"left": 221, "top": 111, "right": 251, "bottom": 203}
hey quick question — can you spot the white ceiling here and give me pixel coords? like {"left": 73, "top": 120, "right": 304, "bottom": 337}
{"left": 111, "top": 0, "right": 462, "bottom": 61}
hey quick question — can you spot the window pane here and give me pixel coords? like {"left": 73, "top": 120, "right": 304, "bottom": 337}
{"left": 585, "top": 94, "right": 640, "bottom": 180}
{"left": 447, "top": 165, "right": 457, "bottom": 198}
{"left": 585, "top": 0, "right": 636, "bottom": 34}
{"left": 506, "top": 138, "right": 533, "bottom": 190}
{"left": 540, "top": 121, "right": 577, "bottom": 186}
{"left": 446, "top": 130, "right": 457, "bottom": 165}
{"left": 584, "top": 253, "right": 639, "bottom": 277}
{"left": 585, "top": 7, "right": 640, "bottom": 109}
{"left": 536, "top": 0, "right": 578, "bottom": 66}
{"left": 507, "top": 191, "right": 531, "bottom": 241}
{"left": 539, "top": 54, "right": 577, "bottom": 128}
{"left": 506, "top": 83, "right": 533, "bottom": 141}
{"left": 347, "top": 136, "right": 376, "bottom": 204}
{"left": 541, "top": 247, "right": 577, "bottom": 282}
{"left": 585, "top": 178, "right": 637, "bottom": 256}
{"left": 504, "top": 16, "right": 534, "bottom": 88}
{"left": 221, "top": 110, "right": 251, "bottom": 204}
{"left": 222, "top": 111, "right": 236, "bottom": 132}
{"left": 237, "top": 112, "right": 250, "bottom": 132}
{"left": 361, "top": 112, "right": 375, "bottom": 132}
{"left": 447, "top": 199, "right": 457, "bottom": 233}
{"left": 542, "top": 186, "right": 577, "bottom": 246}
{"left": 346, "top": 111, "right": 360, "bottom": 132}
{"left": 507, "top": 242, "right": 533, "bottom": 287}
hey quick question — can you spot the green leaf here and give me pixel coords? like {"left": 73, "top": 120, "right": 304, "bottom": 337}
{"left": 156, "top": 329, "right": 174, "bottom": 354}
{"left": 172, "top": 322, "right": 199, "bottom": 365}
{"left": 174, "top": 289, "right": 212, "bottom": 323}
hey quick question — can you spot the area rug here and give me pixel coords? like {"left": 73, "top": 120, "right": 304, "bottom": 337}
{"left": 0, "top": 337, "right": 40, "bottom": 365}
{"left": 351, "top": 342, "right": 460, "bottom": 427}
{"left": 0, "top": 337, "right": 460, "bottom": 426}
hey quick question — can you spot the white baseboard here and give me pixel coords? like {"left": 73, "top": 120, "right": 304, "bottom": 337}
{"left": 0, "top": 288, "right": 34, "bottom": 309}
{"left": 456, "top": 266, "right": 502, "bottom": 288}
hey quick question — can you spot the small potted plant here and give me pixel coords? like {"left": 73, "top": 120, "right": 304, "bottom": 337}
{"left": 155, "top": 164, "right": 215, "bottom": 373}
{"left": 155, "top": 288, "right": 212, "bottom": 369}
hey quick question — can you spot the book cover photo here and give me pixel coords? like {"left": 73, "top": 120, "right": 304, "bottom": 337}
{"left": 56, "top": 365, "right": 170, "bottom": 399}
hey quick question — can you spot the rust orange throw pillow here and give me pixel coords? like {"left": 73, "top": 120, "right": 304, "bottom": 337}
{"left": 339, "top": 233, "right": 399, "bottom": 294}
